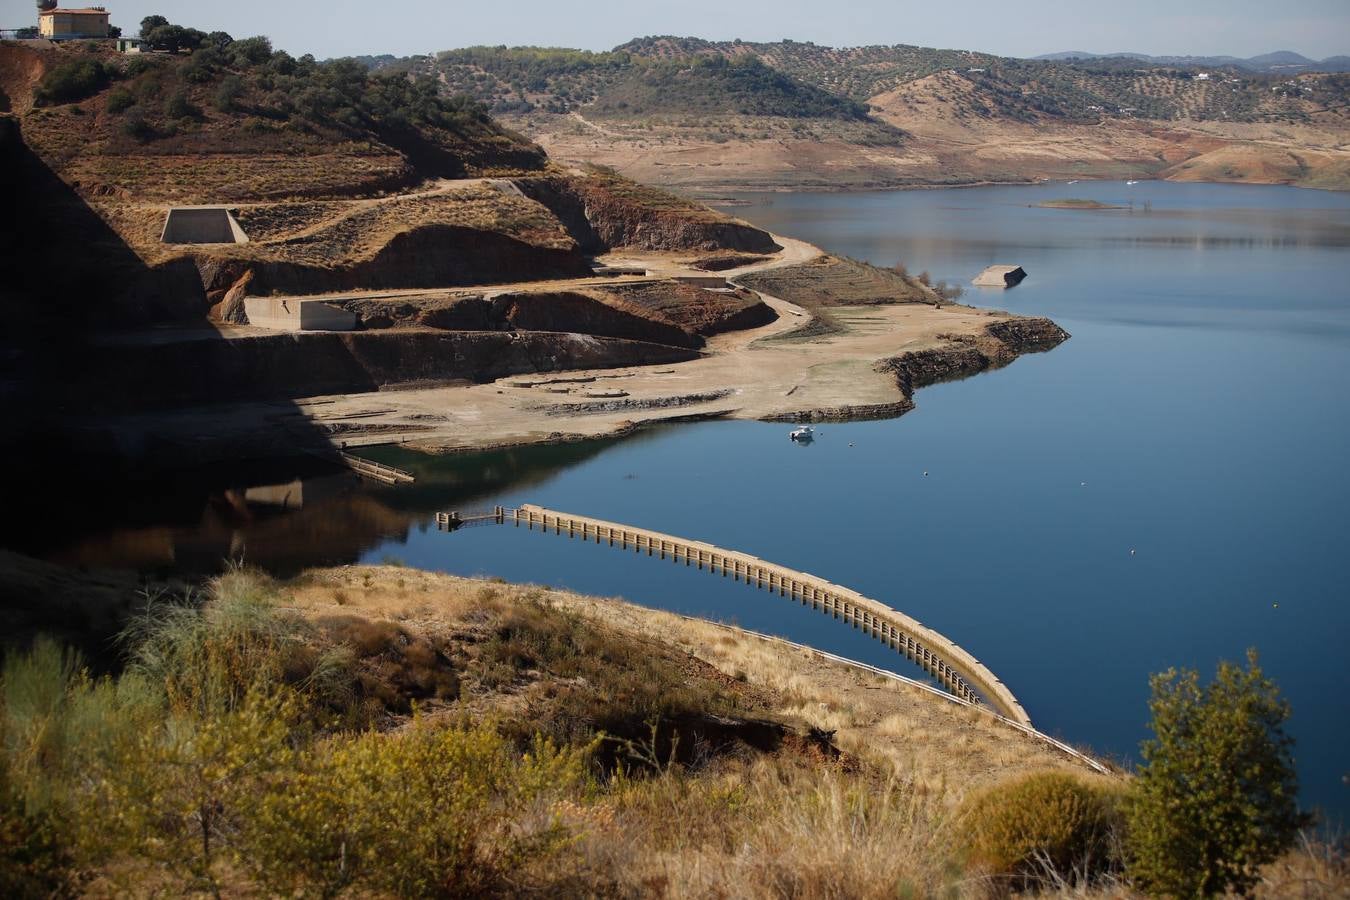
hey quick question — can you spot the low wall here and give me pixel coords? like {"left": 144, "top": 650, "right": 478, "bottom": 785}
{"left": 459, "top": 504, "right": 1031, "bottom": 725}
{"left": 243, "top": 297, "right": 357, "bottom": 331}
{"left": 673, "top": 274, "right": 729, "bottom": 288}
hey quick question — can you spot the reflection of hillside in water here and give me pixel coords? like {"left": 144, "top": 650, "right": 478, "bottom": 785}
{"left": 39, "top": 436, "right": 632, "bottom": 577}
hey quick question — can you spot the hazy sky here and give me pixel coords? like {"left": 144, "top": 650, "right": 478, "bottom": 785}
{"left": 6, "top": 0, "right": 1348, "bottom": 60}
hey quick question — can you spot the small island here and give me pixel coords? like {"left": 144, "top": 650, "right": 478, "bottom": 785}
{"left": 1033, "top": 198, "right": 1129, "bottom": 209}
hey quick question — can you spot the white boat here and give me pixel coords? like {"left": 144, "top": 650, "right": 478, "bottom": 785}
{"left": 789, "top": 426, "right": 815, "bottom": 442}
{"left": 1126, "top": 180, "right": 1139, "bottom": 185}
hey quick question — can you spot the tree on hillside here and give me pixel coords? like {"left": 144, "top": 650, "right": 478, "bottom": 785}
{"left": 1126, "top": 649, "right": 1309, "bottom": 897}
{"left": 138, "top": 15, "right": 167, "bottom": 37}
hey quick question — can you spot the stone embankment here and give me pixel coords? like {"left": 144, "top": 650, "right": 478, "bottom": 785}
{"left": 768, "top": 316, "right": 1069, "bottom": 423}
{"left": 877, "top": 316, "right": 1069, "bottom": 399}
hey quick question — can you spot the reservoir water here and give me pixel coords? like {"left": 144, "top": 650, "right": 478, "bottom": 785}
{"left": 27, "top": 181, "right": 1350, "bottom": 819}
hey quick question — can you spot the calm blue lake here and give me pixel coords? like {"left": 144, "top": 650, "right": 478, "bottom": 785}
{"left": 40, "top": 181, "right": 1350, "bottom": 819}
{"left": 370, "top": 181, "right": 1350, "bottom": 819}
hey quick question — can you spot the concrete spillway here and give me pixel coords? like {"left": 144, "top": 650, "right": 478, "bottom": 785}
{"left": 161, "top": 206, "right": 249, "bottom": 244}
{"left": 439, "top": 503, "right": 1031, "bottom": 726}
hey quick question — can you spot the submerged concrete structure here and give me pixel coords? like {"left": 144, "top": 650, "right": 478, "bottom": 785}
{"left": 442, "top": 503, "right": 1032, "bottom": 726}
{"left": 160, "top": 206, "right": 249, "bottom": 245}
{"left": 242, "top": 297, "right": 357, "bottom": 331}
{"left": 973, "top": 265, "right": 1027, "bottom": 288}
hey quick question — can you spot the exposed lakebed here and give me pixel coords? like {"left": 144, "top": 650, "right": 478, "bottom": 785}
{"left": 23, "top": 181, "right": 1350, "bottom": 819}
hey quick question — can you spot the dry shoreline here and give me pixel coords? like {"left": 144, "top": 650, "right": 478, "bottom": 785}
{"left": 90, "top": 233, "right": 1067, "bottom": 464}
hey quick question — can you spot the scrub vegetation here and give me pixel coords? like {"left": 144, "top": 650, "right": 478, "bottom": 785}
{"left": 0, "top": 565, "right": 1341, "bottom": 897}
{"left": 18, "top": 16, "right": 546, "bottom": 201}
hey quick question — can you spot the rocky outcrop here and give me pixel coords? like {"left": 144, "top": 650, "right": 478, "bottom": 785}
{"left": 876, "top": 316, "right": 1069, "bottom": 398}
{"left": 515, "top": 174, "right": 780, "bottom": 253}
{"left": 76, "top": 330, "right": 702, "bottom": 411}
{"left": 199, "top": 259, "right": 254, "bottom": 324}
{"left": 763, "top": 400, "right": 916, "bottom": 423}
{"left": 986, "top": 317, "right": 1071, "bottom": 354}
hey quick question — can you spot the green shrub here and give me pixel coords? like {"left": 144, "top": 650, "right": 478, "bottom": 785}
{"left": 960, "top": 771, "right": 1123, "bottom": 889}
{"left": 134, "top": 69, "right": 164, "bottom": 100}
{"left": 89, "top": 688, "right": 296, "bottom": 893}
{"left": 212, "top": 74, "right": 243, "bottom": 112}
{"left": 245, "top": 721, "right": 591, "bottom": 897}
{"left": 1125, "top": 650, "right": 1309, "bottom": 898}
{"left": 181, "top": 48, "right": 219, "bottom": 84}
{"left": 105, "top": 88, "right": 136, "bottom": 114}
{"left": 34, "top": 59, "right": 115, "bottom": 106}
{"left": 120, "top": 112, "right": 157, "bottom": 142}
{"left": 163, "top": 89, "right": 200, "bottom": 120}
{"left": 0, "top": 761, "right": 75, "bottom": 899}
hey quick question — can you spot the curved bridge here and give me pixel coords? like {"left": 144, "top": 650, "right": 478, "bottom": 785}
{"left": 436, "top": 504, "right": 1031, "bottom": 726}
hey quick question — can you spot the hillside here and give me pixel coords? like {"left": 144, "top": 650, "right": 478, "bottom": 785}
{"left": 5, "top": 41, "right": 546, "bottom": 201}
{"left": 0, "top": 29, "right": 814, "bottom": 468}
{"left": 0, "top": 35, "right": 780, "bottom": 324}
{"left": 3, "top": 557, "right": 1341, "bottom": 896}
{"left": 408, "top": 37, "right": 1350, "bottom": 192}
{"left": 1034, "top": 50, "right": 1350, "bottom": 74}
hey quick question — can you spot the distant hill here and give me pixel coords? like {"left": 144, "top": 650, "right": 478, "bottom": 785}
{"left": 422, "top": 37, "right": 1349, "bottom": 127}
{"left": 430, "top": 45, "right": 881, "bottom": 124}
{"left": 341, "top": 36, "right": 1350, "bottom": 193}
{"left": 1033, "top": 49, "right": 1350, "bottom": 73}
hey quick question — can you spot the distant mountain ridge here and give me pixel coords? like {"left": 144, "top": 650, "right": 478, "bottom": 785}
{"left": 1032, "top": 50, "right": 1350, "bottom": 72}
{"left": 350, "top": 35, "right": 1350, "bottom": 193}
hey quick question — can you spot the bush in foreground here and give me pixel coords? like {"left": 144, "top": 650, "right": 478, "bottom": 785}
{"left": 1126, "top": 649, "right": 1309, "bottom": 897}
{"left": 247, "top": 723, "right": 591, "bottom": 897}
{"left": 959, "top": 770, "right": 1123, "bottom": 891}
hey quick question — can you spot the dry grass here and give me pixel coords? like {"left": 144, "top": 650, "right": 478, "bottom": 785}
{"left": 291, "top": 566, "right": 1104, "bottom": 808}
{"left": 7, "top": 562, "right": 1345, "bottom": 897}
{"left": 736, "top": 255, "right": 934, "bottom": 308}
{"left": 91, "top": 183, "right": 575, "bottom": 267}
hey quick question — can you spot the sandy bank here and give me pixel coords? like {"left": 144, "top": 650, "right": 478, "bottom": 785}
{"left": 69, "top": 233, "right": 1065, "bottom": 463}
{"left": 98, "top": 300, "right": 1065, "bottom": 461}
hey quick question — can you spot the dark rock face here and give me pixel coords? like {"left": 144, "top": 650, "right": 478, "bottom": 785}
{"left": 340, "top": 291, "right": 704, "bottom": 349}
{"left": 515, "top": 176, "right": 780, "bottom": 253}
{"left": 76, "top": 331, "right": 702, "bottom": 411}
{"left": 876, "top": 316, "right": 1070, "bottom": 398}
{"left": 878, "top": 345, "right": 991, "bottom": 397}
{"left": 986, "top": 317, "right": 1069, "bottom": 353}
